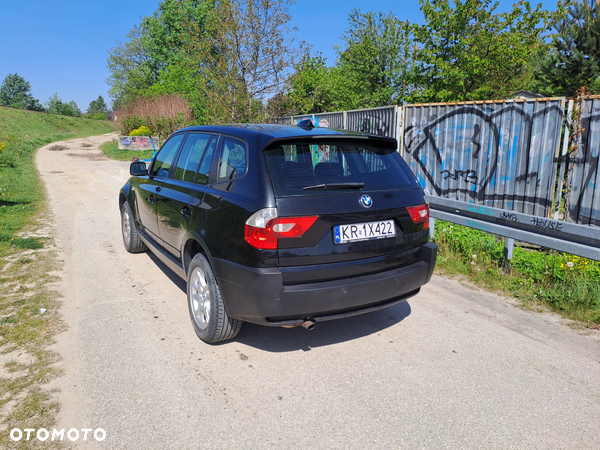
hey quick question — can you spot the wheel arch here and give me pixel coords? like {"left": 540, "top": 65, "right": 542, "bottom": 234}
{"left": 119, "top": 184, "right": 141, "bottom": 229}
{"left": 119, "top": 192, "right": 127, "bottom": 210}
{"left": 182, "top": 232, "right": 212, "bottom": 277}
{"left": 119, "top": 183, "right": 131, "bottom": 210}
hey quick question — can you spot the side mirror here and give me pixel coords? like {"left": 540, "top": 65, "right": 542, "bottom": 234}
{"left": 130, "top": 161, "right": 148, "bottom": 176}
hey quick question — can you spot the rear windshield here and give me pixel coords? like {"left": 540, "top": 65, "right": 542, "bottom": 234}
{"left": 265, "top": 141, "right": 419, "bottom": 197}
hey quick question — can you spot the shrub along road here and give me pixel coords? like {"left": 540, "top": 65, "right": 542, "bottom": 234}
{"left": 37, "top": 136, "right": 600, "bottom": 449}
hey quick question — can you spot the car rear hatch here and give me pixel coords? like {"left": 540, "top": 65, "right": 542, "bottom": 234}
{"left": 262, "top": 138, "right": 430, "bottom": 285}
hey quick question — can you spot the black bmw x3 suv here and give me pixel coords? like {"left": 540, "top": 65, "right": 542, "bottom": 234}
{"left": 119, "top": 122, "right": 437, "bottom": 343}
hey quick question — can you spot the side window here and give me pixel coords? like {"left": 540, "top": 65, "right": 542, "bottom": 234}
{"left": 218, "top": 138, "right": 247, "bottom": 182}
{"left": 151, "top": 134, "right": 185, "bottom": 178}
{"left": 172, "top": 133, "right": 211, "bottom": 183}
{"left": 196, "top": 138, "right": 217, "bottom": 185}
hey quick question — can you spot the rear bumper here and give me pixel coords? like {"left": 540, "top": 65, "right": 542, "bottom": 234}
{"left": 212, "top": 242, "right": 437, "bottom": 326}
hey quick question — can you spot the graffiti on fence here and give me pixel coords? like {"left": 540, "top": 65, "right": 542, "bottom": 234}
{"left": 441, "top": 169, "right": 478, "bottom": 184}
{"left": 315, "top": 112, "right": 344, "bottom": 129}
{"left": 276, "top": 97, "right": 598, "bottom": 229}
{"left": 118, "top": 136, "right": 160, "bottom": 151}
{"left": 291, "top": 113, "right": 344, "bottom": 130}
{"left": 499, "top": 212, "right": 519, "bottom": 222}
{"left": 354, "top": 115, "right": 389, "bottom": 135}
{"left": 466, "top": 219, "right": 491, "bottom": 232}
{"left": 284, "top": 107, "right": 395, "bottom": 137}
{"left": 468, "top": 205, "right": 494, "bottom": 216}
{"left": 530, "top": 216, "right": 564, "bottom": 231}
{"left": 347, "top": 107, "right": 395, "bottom": 138}
{"left": 403, "top": 100, "right": 564, "bottom": 218}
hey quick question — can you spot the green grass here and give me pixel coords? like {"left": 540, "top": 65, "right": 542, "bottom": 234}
{"left": 99, "top": 138, "right": 155, "bottom": 161}
{"left": 0, "top": 107, "right": 116, "bottom": 256}
{"left": 0, "top": 106, "right": 116, "bottom": 446}
{"left": 433, "top": 220, "right": 600, "bottom": 324}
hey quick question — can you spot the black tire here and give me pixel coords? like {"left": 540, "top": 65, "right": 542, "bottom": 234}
{"left": 121, "top": 201, "right": 147, "bottom": 253}
{"left": 187, "top": 254, "right": 242, "bottom": 343}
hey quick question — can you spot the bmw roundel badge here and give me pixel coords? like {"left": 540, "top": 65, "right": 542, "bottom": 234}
{"left": 359, "top": 194, "right": 373, "bottom": 208}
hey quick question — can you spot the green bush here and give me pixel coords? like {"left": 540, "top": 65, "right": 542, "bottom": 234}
{"left": 120, "top": 115, "right": 191, "bottom": 138}
{"left": 129, "top": 125, "right": 153, "bottom": 136}
{"left": 121, "top": 116, "right": 147, "bottom": 135}
{"left": 88, "top": 112, "right": 108, "bottom": 120}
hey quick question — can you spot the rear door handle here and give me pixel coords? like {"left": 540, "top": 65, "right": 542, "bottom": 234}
{"left": 181, "top": 206, "right": 192, "bottom": 218}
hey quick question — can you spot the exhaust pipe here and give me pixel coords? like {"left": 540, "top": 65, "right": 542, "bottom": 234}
{"left": 301, "top": 320, "right": 316, "bottom": 330}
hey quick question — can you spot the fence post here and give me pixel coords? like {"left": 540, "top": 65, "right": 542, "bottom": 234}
{"left": 554, "top": 99, "right": 573, "bottom": 220}
{"left": 429, "top": 217, "right": 436, "bottom": 240}
{"left": 503, "top": 238, "right": 514, "bottom": 273}
{"left": 396, "top": 105, "right": 404, "bottom": 156}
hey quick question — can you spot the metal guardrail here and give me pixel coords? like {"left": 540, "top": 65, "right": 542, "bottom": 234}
{"left": 427, "top": 196, "right": 600, "bottom": 261}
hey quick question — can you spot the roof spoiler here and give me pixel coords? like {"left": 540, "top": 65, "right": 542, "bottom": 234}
{"left": 262, "top": 134, "right": 397, "bottom": 151}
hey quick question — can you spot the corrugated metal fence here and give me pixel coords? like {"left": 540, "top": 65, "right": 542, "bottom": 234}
{"left": 276, "top": 97, "right": 599, "bottom": 229}
{"left": 402, "top": 99, "right": 565, "bottom": 219}
{"left": 280, "top": 106, "right": 397, "bottom": 138}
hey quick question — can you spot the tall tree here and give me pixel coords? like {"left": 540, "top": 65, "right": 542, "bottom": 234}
{"left": 107, "top": 0, "right": 305, "bottom": 123}
{"left": 141, "top": 0, "right": 213, "bottom": 71}
{"left": 283, "top": 10, "right": 415, "bottom": 116}
{"left": 0, "top": 73, "right": 44, "bottom": 111}
{"left": 107, "top": 25, "right": 156, "bottom": 108}
{"left": 283, "top": 53, "right": 335, "bottom": 115}
{"left": 87, "top": 95, "right": 109, "bottom": 116}
{"left": 107, "top": 0, "right": 215, "bottom": 109}
{"left": 336, "top": 10, "right": 414, "bottom": 108}
{"left": 533, "top": 0, "right": 600, "bottom": 96}
{"left": 411, "top": 0, "right": 551, "bottom": 103}
{"left": 197, "top": 0, "right": 307, "bottom": 122}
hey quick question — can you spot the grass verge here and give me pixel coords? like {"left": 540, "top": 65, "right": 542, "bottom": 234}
{"left": 0, "top": 107, "right": 116, "bottom": 447}
{"left": 433, "top": 220, "right": 600, "bottom": 325}
{"left": 99, "top": 139, "right": 155, "bottom": 161}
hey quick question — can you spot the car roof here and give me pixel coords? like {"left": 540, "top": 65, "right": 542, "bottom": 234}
{"left": 176, "top": 124, "right": 398, "bottom": 150}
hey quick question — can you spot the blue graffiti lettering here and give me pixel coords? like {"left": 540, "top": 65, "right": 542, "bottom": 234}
{"left": 466, "top": 219, "right": 491, "bottom": 232}
{"left": 468, "top": 205, "right": 494, "bottom": 216}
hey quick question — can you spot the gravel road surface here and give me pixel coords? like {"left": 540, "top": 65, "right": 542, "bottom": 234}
{"left": 36, "top": 135, "right": 600, "bottom": 449}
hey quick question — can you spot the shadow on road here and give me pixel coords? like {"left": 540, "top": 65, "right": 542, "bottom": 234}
{"left": 233, "top": 301, "right": 411, "bottom": 352}
{"left": 146, "top": 252, "right": 187, "bottom": 292}
{"left": 145, "top": 251, "right": 412, "bottom": 352}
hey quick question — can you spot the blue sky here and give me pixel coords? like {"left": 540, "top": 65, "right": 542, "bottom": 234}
{"left": 0, "top": 0, "right": 554, "bottom": 111}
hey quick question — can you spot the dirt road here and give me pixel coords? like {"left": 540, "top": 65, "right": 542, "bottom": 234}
{"left": 36, "top": 135, "right": 600, "bottom": 449}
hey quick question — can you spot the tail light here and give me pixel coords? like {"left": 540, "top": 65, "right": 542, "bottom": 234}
{"left": 406, "top": 204, "right": 429, "bottom": 229}
{"left": 245, "top": 208, "right": 318, "bottom": 249}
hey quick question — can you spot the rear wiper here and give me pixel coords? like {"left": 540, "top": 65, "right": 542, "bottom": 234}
{"left": 303, "top": 182, "right": 365, "bottom": 191}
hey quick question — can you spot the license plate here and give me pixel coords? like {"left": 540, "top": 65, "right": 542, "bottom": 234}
{"left": 334, "top": 220, "right": 395, "bottom": 244}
